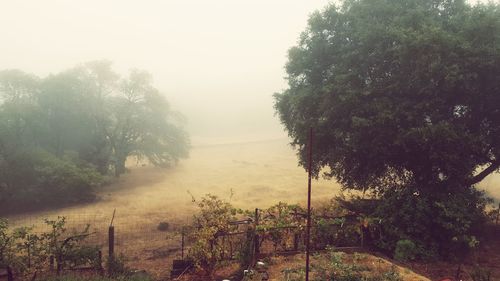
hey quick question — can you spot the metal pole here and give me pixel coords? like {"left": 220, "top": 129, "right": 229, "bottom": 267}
{"left": 181, "top": 229, "right": 185, "bottom": 259}
{"left": 305, "top": 128, "right": 313, "bottom": 281}
{"left": 254, "top": 208, "right": 260, "bottom": 265}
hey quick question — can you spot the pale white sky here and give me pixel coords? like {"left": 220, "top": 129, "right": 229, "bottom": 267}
{"left": 0, "top": 0, "right": 334, "bottom": 145}
{"left": 0, "top": 0, "right": 492, "bottom": 145}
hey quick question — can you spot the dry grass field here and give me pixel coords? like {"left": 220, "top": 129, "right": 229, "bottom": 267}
{"left": 6, "top": 138, "right": 342, "bottom": 278}
{"left": 5, "top": 138, "right": 500, "bottom": 279}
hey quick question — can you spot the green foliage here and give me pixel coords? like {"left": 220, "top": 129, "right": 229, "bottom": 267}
{"left": 257, "top": 202, "right": 304, "bottom": 251}
{"left": 282, "top": 250, "right": 402, "bottom": 281}
{"left": 274, "top": 0, "right": 500, "bottom": 260}
{"left": 0, "top": 217, "right": 101, "bottom": 278}
{"left": 470, "top": 265, "right": 492, "bottom": 281}
{"left": 371, "top": 187, "right": 488, "bottom": 260}
{"left": 42, "top": 217, "right": 101, "bottom": 271}
{"left": 312, "top": 199, "right": 361, "bottom": 248}
{"left": 393, "top": 240, "right": 417, "bottom": 262}
{"left": 106, "top": 254, "right": 129, "bottom": 277}
{"left": 274, "top": 0, "right": 500, "bottom": 191}
{"left": 187, "top": 194, "right": 241, "bottom": 277}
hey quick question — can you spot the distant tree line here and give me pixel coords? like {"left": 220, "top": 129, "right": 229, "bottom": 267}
{"left": 0, "top": 61, "right": 189, "bottom": 213}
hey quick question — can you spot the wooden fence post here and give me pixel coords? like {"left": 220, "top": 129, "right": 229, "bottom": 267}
{"left": 360, "top": 224, "right": 364, "bottom": 248}
{"left": 181, "top": 229, "right": 185, "bottom": 260}
{"left": 254, "top": 208, "right": 260, "bottom": 257}
{"left": 293, "top": 233, "right": 299, "bottom": 251}
{"left": 56, "top": 254, "right": 62, "bottom": 275}
{"left": 108, "top": 225, "right": 115, "bottom": 259}
{"left": 6, "top": 266, "right": 13, "bottom": 281}
{"left": 49, "top": 255, "right": 54, "bottom": 271}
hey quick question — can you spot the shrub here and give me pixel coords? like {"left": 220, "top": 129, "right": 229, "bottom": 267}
{"left": 0, "top": 217, "right": 101, "bottom": 279}
{"left": 366, "top": 185, "right": 489, "bottom": 261}
{"left": 393, "top": 240, "right": 417, "bottom": 262}
{"left": 470, "top": 265, "right": 492, "bottom": 281}
{"left": 156, "top": 222, "right": 169, "bottom": 231}
{"left": 257, "top": 202, "right": 304, "bottom": 251}
{"left": 0, "top": 149, "right": 103, "bottom": 213}
{"left": 187, "top": 194, "right": 241, "bottom": 277}
{"left": 106, "top": 254, "right": 129, "bottom": 277}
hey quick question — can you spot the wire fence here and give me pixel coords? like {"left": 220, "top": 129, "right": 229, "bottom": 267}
{"left": 7, "top": 211, "right": 184, "bottom": 261}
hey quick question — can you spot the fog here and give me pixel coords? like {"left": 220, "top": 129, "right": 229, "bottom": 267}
{"left": 0, "top": 0, "right": 337, "bottom": 145}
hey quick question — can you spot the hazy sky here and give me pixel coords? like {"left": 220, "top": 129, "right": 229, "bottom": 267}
{"left": 0, "top": 0, "right": 335, "bottom": 145}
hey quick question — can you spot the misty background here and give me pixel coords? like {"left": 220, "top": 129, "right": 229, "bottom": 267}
{"left": 0, "top": 0, "right": 337, "bottom": 145}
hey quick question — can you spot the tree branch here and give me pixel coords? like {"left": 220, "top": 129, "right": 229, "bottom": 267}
{"left": 468, "top": 161, "right": 500, "bottom": 185}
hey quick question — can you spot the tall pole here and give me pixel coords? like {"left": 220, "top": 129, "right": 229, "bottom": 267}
{"left": 305, "top": 128, "right": 313, "bottom": 281}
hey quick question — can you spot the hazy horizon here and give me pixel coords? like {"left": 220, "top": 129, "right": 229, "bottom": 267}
{"left": 0, "top": 0, "right": 340, "bottom": 145}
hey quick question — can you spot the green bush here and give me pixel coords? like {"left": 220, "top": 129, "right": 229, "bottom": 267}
{"left": 0, "top": 149, "right": 103, "bottom": 213}
{"left": 371, "top": 186, "right": 489, "bottom": 261}
{"left": 282, "top": 249, "right": 403, "bottom": 281}
{"left": 156, "top": 222, "right": 169, "bottom": 231}
{"left": 470, "top": 265, "right": 492, "bottom": 281}
{"left": 187, "top": 194, "right": 241, "bottom": 277}
{"left": 393, "top": 240, "right": 417, "bottom": 262}
{"left": 0, "top": 217, "right": 102, "bottom": 279}
{"left": 106, "top": 254, "right": 129, "bottom": 277}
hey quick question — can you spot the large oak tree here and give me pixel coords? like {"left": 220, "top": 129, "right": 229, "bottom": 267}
{"left": 275, "top": 0, "right": 500, "bottom": 193}
{"left": 274, "top": 0, "right": 500, "bottom": 258}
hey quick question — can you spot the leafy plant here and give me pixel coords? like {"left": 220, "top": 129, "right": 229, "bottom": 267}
{"left": 470, "top": 265, "right": 492, "bottom": 281}
{"left": 106, "top": 254, "right": 129, "bottom": 277}
{"left": 187, "top": 194, "right": 241, "bottom": 278}
{"left": 393, "top": 240, "right": 417, "bottom": 262}
{"left": 257, "top": 202, "right": 304, "bottom": 251}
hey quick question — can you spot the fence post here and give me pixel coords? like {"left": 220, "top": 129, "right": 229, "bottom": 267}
{"left": 496, "top": 202, "right": 500, "bottom": 225}
{"left": 181, "top": 229, "right": 185, "bottom": 260}
{"left": 221, "top": 235, "right": 226, "bottom": 260}
{"left": 229, "top": 239, "right": 233, "bottom": 259}
{"left": 6, "top": 266, "right": 13, "bottom": 281}
{"left": 27, "top": 244, "right": 31, "bottom": 268}
{"left": 360, "top": 224, "right": 364, "bottom": 248}
{"left": 254, "top": 208, "right": 260, "bottom": 258}
{"left": 56, "top": 254, "right": 62, "bottom": 275}
{"left": 108, "top": 225, "right": 115, "bottom": 259}
{"left": 49, "top": 255, "right": 54, "bottom": 271}
{"left": 293, "top": 233, "right": 299, "bottom": 251}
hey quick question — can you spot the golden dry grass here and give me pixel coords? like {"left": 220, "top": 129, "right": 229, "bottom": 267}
{"left": 5, "top": 138, "right": 499, "bottom": 279}
{"left": 6, "top": 138, "right": 341, "bottom": 278}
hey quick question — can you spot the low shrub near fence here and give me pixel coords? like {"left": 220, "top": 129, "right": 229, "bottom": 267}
{"left": 0, "top": 217, "right": 102, "bottom": 280}
{"left": 177, "top": 194, "right": 368, "bottom": 279}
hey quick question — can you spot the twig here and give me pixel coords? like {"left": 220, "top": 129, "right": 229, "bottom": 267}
{"left": 109, "top": 209, "right": 116, "bottom": 227}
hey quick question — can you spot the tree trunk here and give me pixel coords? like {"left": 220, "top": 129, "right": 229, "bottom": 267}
{"left": 114, "top": 155, "right": 127, "bottom": 177}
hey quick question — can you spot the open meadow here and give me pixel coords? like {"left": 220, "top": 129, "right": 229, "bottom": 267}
{"left": 6, "top": 138, "right": 500, "bottom": 279}
{"left": 6, "top": 138, "right": 343, "bottom": 278}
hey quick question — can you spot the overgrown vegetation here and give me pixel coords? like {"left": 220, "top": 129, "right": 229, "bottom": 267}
{"left": 186, "top": 194, "right": 245, "bottom": 278}
{"left": 274, "top": 0, "right": 500, "bottom": 261}
{"left": 0, "top": 61, "right": 190, "bottom": 213}
{"left": 0, "top": 217, "right": 102, "bottom": 279}
{"left": 257, "top": 250, "right": 403, "bottom": 281}
{"left": 45, "top": 274, "right": 153, "bottom": 281}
